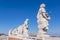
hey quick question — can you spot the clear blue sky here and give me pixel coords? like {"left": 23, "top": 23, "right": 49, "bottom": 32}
{"left": 0, "top": 0, "right": 60, "bottom": 36}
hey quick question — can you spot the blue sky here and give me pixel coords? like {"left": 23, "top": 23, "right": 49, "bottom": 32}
{"left": 0, "top": 0, "right": 60, "bottom": 36}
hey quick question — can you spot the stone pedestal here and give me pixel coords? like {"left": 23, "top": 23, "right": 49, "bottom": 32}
{"left": 37, "top": 3, "right": 50, "bottom": 40}
{"left": 8, "top": 36, "right": 22, "bottom": 40}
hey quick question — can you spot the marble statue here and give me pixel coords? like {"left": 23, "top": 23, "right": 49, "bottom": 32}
{"left": 23, "top": 19, "right": 29, "bottom": 38}
{"left": 8, "top": 29, "right": 12, "bottom": 36}
{"left": 37, "top": 3, "right": 50, "bottom": 39}
{"left": 17, "top": 24, "right": 24, "bottom": 37}
{"left": 9, "top": 28, "right": 18, "bottom": 36}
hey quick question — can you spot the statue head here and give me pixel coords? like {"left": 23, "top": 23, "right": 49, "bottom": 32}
{"left": 40, "top": 4, "right": 45, "bottom": 8}
{"left": 26, "top": 18, "right": 29, "bottom": 22}
{"left": 24, "top": 18, "right": 29, "bottom": 24}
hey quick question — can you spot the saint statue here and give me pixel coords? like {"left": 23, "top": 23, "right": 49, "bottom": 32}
{"left": 37, "top": 4, "right": 50, "bottom": 38}
{"left": 23, "top": 19, "right": 29, "bottom": 38}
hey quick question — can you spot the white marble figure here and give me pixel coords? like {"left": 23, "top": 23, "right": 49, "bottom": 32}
{"left": 9, "top": 28, "right": 17, "bottom": 36}
{"left": 12, "top": 28, "right": 18, "bottom": 35}
{"left": 8, "top": 29, "right": 12, "bottom": 36}
{"left": 17, "top": 24, "right": 24, "bottom": 37}
{"left": 37, "top": 4, "right": 50, "bottom": 38}
{"left": 23, "top": 19, "right": 29, "bottom": 38}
